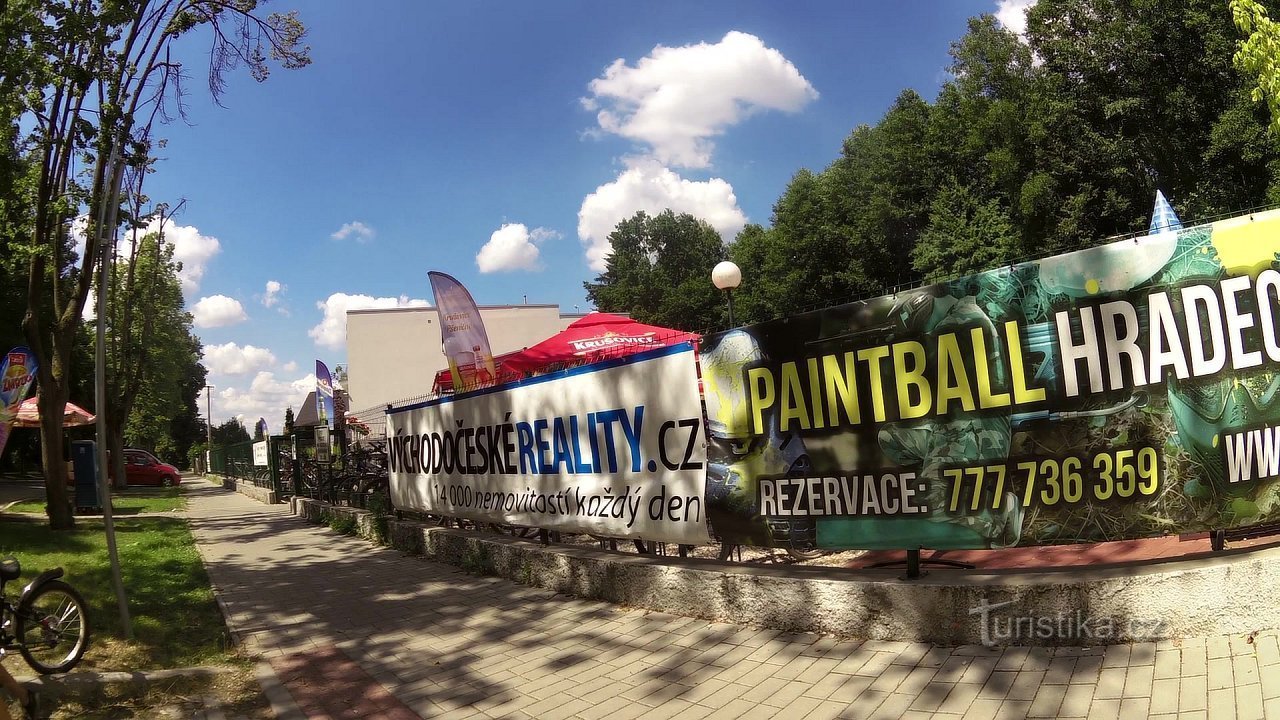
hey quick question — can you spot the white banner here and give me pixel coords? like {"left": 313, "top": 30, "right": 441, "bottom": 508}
{"left": 252, "top": 441, "right": 269, "bottom": 467}
{"left": 387, "top": 343, "right": 710, "bottom": 545}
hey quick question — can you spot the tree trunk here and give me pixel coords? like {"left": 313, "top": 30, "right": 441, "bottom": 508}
{"left": 37, "top": 389, "right": 74, "bottom": 530}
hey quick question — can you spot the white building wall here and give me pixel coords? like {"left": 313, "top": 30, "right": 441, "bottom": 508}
{"left": 346, "top": 305, "right": 583, "bottom": 411}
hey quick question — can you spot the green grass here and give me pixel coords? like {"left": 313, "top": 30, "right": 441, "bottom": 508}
{"left": 6, "top": 487, "right": 186, "bottom": 515}
{"left": 0, "top": 515, "right": 233, "bottom": 671}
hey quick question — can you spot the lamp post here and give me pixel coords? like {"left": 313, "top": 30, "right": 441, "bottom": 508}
{"left": 204, "top": 384, "right": 214, "bottom": 473}
{"left": 711, "top": 260, "right": 742, "bottom": 328}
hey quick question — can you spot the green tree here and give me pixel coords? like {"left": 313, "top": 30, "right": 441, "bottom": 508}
{"left": 102, "top": 193, "right": 194, "bottom": 488}
{"left": 1024, "top": 0, "right": 1276, "bottom": 231}
{"left": 7, "top": 1, "right": 308, "bottom": 528}
{"left": 0, "top": 1, "right": 45, "bottom": 359}
{"left": 730, "top": 92, "right": 936, "bottom": 318}
{"left": 155, "top": 336, "right": 207, "bottom": 468}
{"left": 282, "top": 407, "right": 295, "bottom": 438}
{"left": 925, "top": 16, "right": 1039, "bottom": 252}
{"left": 726, "top": 223, "right": 788, "bottom": 324}
{"left": 904, "top": 1, "right": 1276, "bottom": 283}
{"left": 1233, "top": 0, "right": 1280, "bottom": 132}
{"left": 584, "top": 211, "right": 728, "bottom": 332}
{"left": 824, "top": 90, "right": 936, "bottom": 292}
{"left": 759, "top": 168, "right": 845, "bottom": 312}
{"left": 101, "top": 202, "right": 205, "bottom": 470}
{"left": 211, "top": 418, "right": 250, "bottom": 446}
{"left": 911, "top": 183, "right": 1020, "bottom": 283}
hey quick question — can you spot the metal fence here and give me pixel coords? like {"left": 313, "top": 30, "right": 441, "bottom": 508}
{"left": 346, "top": 404, "right": 391, "bottom": 447}
{"left": 206, "top": 429, "right": 393, "bottom": 508}
{"left": 209, "top": 436, "right": 295, "bottom": 499}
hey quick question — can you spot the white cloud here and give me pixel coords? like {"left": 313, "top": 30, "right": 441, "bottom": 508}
{"left": 578, "top": 161, "right": 747, "bottom": 271}
{"left": 192, "top": 295, "right": 248, "bottom": 328}
{"left": 584, "top": 31, "right": 817, "bottom": 169}
{"left": 69, "top": 216, "right": 219, "bottom": 298}
{"left": 262, "top": 280, "right": 283, "bottom": 308}
{"left": 331, "top": 221, "right": 375, "bottom": 243}
{"left": 70, "top": 215, "right": 89, "bottom": 265}
{"left": 309, "top": 292, "right": 430, "bottom": 350}
{"left": 995, "top": 0, "right": 1036, "bottom": 39}
{"left": 476, "top": 223, "right": 559, "bottom": 273}
{"left": 214, "top": 371, "right": 317, "bottom": 433}
{"left": 144, "top": 218, "right": 222, "bottom": 295}
{"left": 202, "top": 342, "right": 278, "bottom": 375}
{"left": 282, "top": 360, "right": 298, "bottom": 373}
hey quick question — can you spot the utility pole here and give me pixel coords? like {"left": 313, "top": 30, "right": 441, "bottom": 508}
{"left": 93, "top": 132, "right": 132, "bottom": 640}
{"left": 205, "top": 384, "right": 214, "bottom": 472}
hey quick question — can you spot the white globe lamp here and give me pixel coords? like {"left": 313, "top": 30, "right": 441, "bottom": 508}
{"left": 711, "top": 261, "right": 742, "bottom": 327}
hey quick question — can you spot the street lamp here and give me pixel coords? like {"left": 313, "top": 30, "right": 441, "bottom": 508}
{"left": 711, "top": 260, "right": 742, "bottom": 327}
{"left": 204, "top": 384, "right": 214, "bottom": 473}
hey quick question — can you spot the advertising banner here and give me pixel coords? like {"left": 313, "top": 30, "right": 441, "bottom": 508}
{"left": 316, "top": 426, "right": 331, "bottom": 463}
{"left": 428, "top": 271, "right": 496, "bottom": 390}
{"left": 700, "top": 209, "right": 1280, "bottom": 550}
{"left": 252, "top": 441, "right": 269, "bottom": 467}
{"left": 0, "top": 347, "right": 37, "bottom": 459}
{"left": 387, "top": 343, "right": 711, "bottom": 545}
{"left": 315, "top": 361, "right": 334, "bottom": 430}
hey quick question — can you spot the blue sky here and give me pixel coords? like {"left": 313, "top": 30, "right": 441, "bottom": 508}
{"left": 142, "top": 0, "right": 1030, "bottom": 429}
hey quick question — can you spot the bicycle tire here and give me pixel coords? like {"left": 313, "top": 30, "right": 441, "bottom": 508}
{"left": 786, "top": 548, "right": 825, "bottom": 561}
{"left": 299, "top": 461, "right": 321, "bottom": 498}
{"left": 356, "top": 475, "right": 387, "bottom": 495}
{"left": 16, "top": 579, "right": 91, "bottom": 675}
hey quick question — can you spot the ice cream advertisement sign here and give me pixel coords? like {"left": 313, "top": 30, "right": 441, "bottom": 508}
{"left": 0, "top": 347, "right": 37, "bottom": 459}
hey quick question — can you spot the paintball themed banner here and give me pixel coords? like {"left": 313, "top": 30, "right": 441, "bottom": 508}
{"left": 700, "top": 209, "right": 1280, "bottom": 550}
{"left": 0, "top": 347, "right": 37, "bottom": 459}
{"left": 429, "top": 271, "right": 497, "bottom": 390}
{"left": 387, "top": 343, "right": 711, "bottom": 545}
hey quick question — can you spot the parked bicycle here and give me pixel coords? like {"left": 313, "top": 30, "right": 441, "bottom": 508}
{"left": 0, "top": 558, "right": 90, "bottom": 674}
{"left": 297, "top": 442, "right": 390, "bottom": 507}
{"left": 347, "top": 441, "right": 388, "bottom": 496}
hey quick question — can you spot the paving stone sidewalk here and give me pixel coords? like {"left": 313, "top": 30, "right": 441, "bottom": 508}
{"left": 185, "top": 481, "right": 1280, "bottom": 720}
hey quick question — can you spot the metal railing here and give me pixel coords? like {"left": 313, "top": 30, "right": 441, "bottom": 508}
{"left": 210, "top": 437, "right": 291, "bottom": 498}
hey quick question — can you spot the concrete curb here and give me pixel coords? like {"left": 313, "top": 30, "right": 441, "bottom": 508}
{"left": 292, "top": 498, "right": 1280, "bottom": 646}
{"left": 253, "top": 662, "right": 307, "bottom": 720}
{"left": 17, "top": 666, "right": 307, "bottom": 712}
{"left": 202, "top": 474, "right": 277, "bottom": 505}
{"left": 18, "top": 665, "right": 236, "bottom": 701}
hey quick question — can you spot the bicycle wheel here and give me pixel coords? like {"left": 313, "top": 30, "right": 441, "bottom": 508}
{"left": 356, "top": 474, "right": 388, "bottom": 495}
{"left": 786, "top": 548, "right": 825, "bottom": 561}
{"left": 17, "top": 580, "right": 90, "bottom": 674}
{"left": 299, "top": 461, "right": 321, "bottom": 498}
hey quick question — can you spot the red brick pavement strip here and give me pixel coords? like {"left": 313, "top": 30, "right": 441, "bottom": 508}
{"left": 270, "top": 644, "right": 421, "bottom": 720}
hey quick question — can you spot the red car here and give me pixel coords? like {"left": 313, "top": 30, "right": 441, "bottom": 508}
{"left": 112, "top": 449, "right": 182, "bottom": 487}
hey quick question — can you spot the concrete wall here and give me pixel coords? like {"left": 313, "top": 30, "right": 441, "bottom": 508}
{"left": 290, "top": 499, "right": 1280, "bottom": 647}
{"left": 206, "top": 474, "right": 277, "bottom": 505}
{"left": 346, "top": 305, "right": 584, "bottom": 412}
